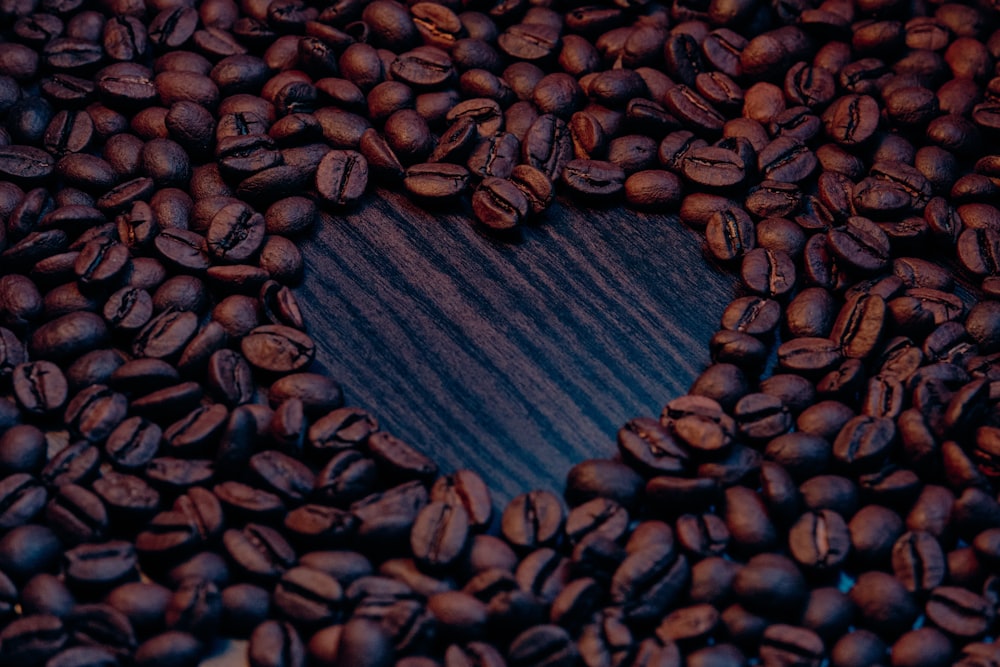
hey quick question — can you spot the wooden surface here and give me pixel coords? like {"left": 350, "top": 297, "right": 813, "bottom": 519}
{"left": 297, "top": 188, "right": 738, "bottom": 503}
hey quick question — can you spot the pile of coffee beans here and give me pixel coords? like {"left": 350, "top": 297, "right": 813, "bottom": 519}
{"left": 3, "top": 0, "right": 1000, "bottom": 664}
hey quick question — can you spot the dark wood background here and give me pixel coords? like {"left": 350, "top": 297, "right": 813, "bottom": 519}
{"left": 297, "top": 189, "right": 738, "bottom": 504}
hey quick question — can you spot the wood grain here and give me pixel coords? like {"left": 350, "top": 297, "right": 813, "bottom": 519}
{"left": 297, "top": 188, "right": 738, "bottom": 503}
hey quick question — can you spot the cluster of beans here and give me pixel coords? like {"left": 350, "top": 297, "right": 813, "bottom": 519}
{"left": 3, "top": 0, "right": 1000, "bottom": 664}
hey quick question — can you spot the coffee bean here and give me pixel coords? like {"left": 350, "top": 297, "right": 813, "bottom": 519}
{"left": 501, "top": 490, "right": 565, "bottom": 551}
{"left": 830, "top": 629, "right": 888, "bottom": 667}
{"left": 824, "top": 94, "right": 881, "bottom": 145}
{"left": 430, "top": 470, "right": 492, "bottom": 530}
{"left": 788, "top": 509, "right": 850, "bottom": 571}
{"left": 560, "top": 159, "right": 625, "bottom": 199}
{"left": 521, "top": 114, "right": 572, "bottom": 182}
{"left": 41, "top": 440, "right": 100, "bottom": 489}
{"left": 850, "top": 571, "right": 920, "bottom": 638}
{"left": 740, "top": 248, "right": 795, "bottom": 297}
{"left": 241, "top": 325, "right": 315, "bottom": 373}
{"left": 891, "top": 530, "right": 946, "bottom": 593}
{"left": 223, "top": 523, "right": 296, "bottom": 584}
{"left": 925, "top": 586, "right": 995, "bottom": 639}
{"left": 610, "top": 542, "right": 689, "bottom": 624}
{"left": 271, "top": 566, "right": 342, "bottom": 629}
{"left": 759, "top": 625, "right": 825, "bottom": 667}
{"left": 0, "top": 614, "right": 68, "bottom": 665}
{"left": 830, "top": 293, "right": 887, "bottom": 360}
{"left": 306, "top": 407, "right": 378, "bottom": 457}
{"left": 63, "top": 540, "right": 138, "bottom": 593}
{"left": 682, "top": 146, "right": 747, "bottom": 189}
{"left": 104, "top": 417, "right": 162, "bottom": 470}
{"left": 30, "top": 312, "right": 109, "bottom": 362}
{"left": 410, "top": 501, "right": 470, "bottom": 570}
{"left": 351, "top": 480, "right": 428, "bottom": 548}
{"left": 206, "top": 201, "right": 265, "bottom": 262}
{"left": 705, "top": 207, "right": 755, "bottom": 261}
{"left": 404, "top": 163, "right": 470, "bottom": 199}
{"left": 472, "top": 177, "right": 529, "bottom": 230}
{"left": 664, "top": 86, "right": 725, "bottom": 133}
{"left": 507, "top": 625, "right": 577, "bottom": 667}
{"left": 778, "top": 338, "right": 844, "bottom": 376}
{"left": 135, "top": 632, "right": 203, "bottom": 667}
{"left": 13, "top": 361, "right": 68, "bottom": 415}
{"left": 0, "top": 474, "right": 46, "bottom": 529}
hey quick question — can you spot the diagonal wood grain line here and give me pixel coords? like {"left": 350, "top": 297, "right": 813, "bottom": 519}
{"left": 298, "top": 189, "right": 736, "bottom": 501}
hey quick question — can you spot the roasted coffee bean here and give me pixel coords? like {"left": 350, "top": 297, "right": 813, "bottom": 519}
{"left": 610, "top": 542, "right": 689, "bottom": 624}
{"left": 410, "top": 501, "right": 470, "bottom": 570}
{"left": 732, "top": 552, "right": 807, "bottom": 620}
{"left": 64, "top": 385, "right": 128, "bottom": 443}
{"left": 45, "top": 483, "right": 108, "bottom": 545}
{"left": 497, "top": 22, "right": 560, "bottom": 62}
{"left": 316, "top": 150, "right": 368, "bottom": 207}
{"left": 682, "top": 147, "right": 746, "bottom": 190}
{"left": 92, "top": 471, "right": 159, "bottom": 526}
{"left": 675, "top": 513, "right": 729, "bottom": 559}
{"left": 561, "top": 160, "right": 625, "bottom": 200}
{"left": 271, "top": 566, "right": 342, "bottom": 629}
{"left": 0, "top": 614, "right": 68, "bottom": 665}
{"left": 110, "top": 359, "right": 180, "bottom": 398}
{"left": 759, "top": 625, "right": 825, "bottom": 667}
{"left": 740, "top": 248, "right": 795, "bottom": 297}
{"left": 521, "top": 115, "right": 572, "bottom": 182}
{"left": 564, "top": 459, "right": 642, "bottom": 511}
{"left": 467, "top": 132, "right": 519, "bottom": 180}
{"left": 41, "top": 440, "right": 100, "bottom": 489}
{"left": 248, "top": 449, "right": 313, "bottom": 503}
{"left": 30, "top": 312, "right": 108, "bottom": 362}
{"left": 788, "top": 510, "right": 850, "bottom": 571}
{"left": 223, "top": 523, "right": 296, "bottom": 584}
{"left": 351, "top": 480, "right": 428, "bottom": 548}
{"left": 404, "top": 163, "right": 470, "bottom": 199}
{"left": 445, "top": 98, "right": 502, "bottom": 139}
{"left": 307, "top": 406, "right": 378, "bottom": 456}
{"left": 132, "top": 308, "right": 198, "bottom": 361}
{"left": 431, "top": 470, "right": 492, "bottom": 531}
{"left": 850, "top": 571, "right": 920, "bottom": 638}
{"left": 720, "top": 296, "right": 781, "bottom": 336}
{"left": 241, "top": 325, "right": 315, "bottom": 373}
{"left": 63, "top": 540, "right": 138, "bottom": 593}
{"left": 313, "top": 450, "right": 376, "bottom": 508}
{"left": 472, "top": 178, "right": 529, "bottom": 230}
{"left": 824, "top": 94, "right": 880, "bottom": 146}
{"left": 207, "top": 202, "right": 265, "bottom": 262}
{"left": 925, "top": 586, "right": 995, "bottom": 639}
{"left": 501, "top": 490, "right": 565, "bottom": 551}
{"left": 507, "top": 625, "right": 577, "bottom": 667}
{"left": 830, "top": 629, "right": 888, "bottom": 667}
{"left": 67, "top": 603, "right": 137, "bottom": 655}
{"left": 847, "top": 504, "right": 904, "bottom": 571}
{"left": 705, "top": 208, "right": 755, "bottom": 261}
{"left": 0, "top": 474, "right": 47, "bottom": 529}
{"left": 617, "top": 417, "right": 690, "bottom": 477}
{"left": 154, "top": 229, "right": 211, "bottom": 272}
{"left": 134, "top": 631, "right": 203, "bottom": 667}
{"left": 664, "top": 86, "right": 725, "bottom": 133}
{"left": 103, "top": 287, "right": 153, "bottom": 332}
{"left": 13, "top": 361, "right": 69, "bottom": 415}
{"left": 891, "top": 530, "right": 946, "bottom": 593}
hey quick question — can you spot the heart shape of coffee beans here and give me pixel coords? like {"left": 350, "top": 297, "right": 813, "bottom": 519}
{"left": 2, "top": 0, "right": 1000, "bottom": 665}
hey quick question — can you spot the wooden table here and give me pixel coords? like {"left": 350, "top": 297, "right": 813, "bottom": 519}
{"left": 297, "top": 188, "right": 737, "bottom": 504}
